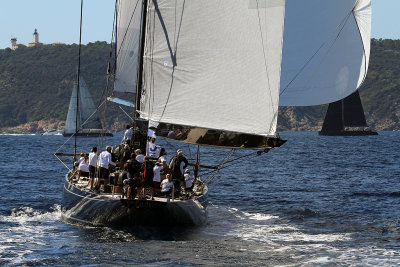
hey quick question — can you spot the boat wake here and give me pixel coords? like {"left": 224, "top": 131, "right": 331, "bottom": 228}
{"left": 206, "top": 204, "right": 399, "bottom": 265}
{"left": 0, "top": 205, "right": 64, "bottom": 265}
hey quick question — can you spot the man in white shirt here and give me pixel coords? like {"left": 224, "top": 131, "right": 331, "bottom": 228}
{"left": 184, "top": 169, "right": 195, "bottom": 192}
{"left": 88, "top": 146, "right": 98, "bottom": 190}
{"left": 160, "top": 174, "right": 174, "bottom": 197}
{"left": 135, "top": 149, "right": 145, "bottom": 164}
{"left": 157, "top": 148, "right": 169, "bottom": 164}
{"left": 153, "top": 160, "right": 166, "bottom": 195}
{"left": 122, "top": 124, "right": 133, "bottom": 144}
{"left": 97, "top": 146, "right": 116, "bottom": 186}
{"left": 72, "top": 155, "right": 89, "bottom": 182}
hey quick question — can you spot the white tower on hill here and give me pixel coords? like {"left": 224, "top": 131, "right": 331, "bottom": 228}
{"left": 10, "top": 38, "right": 18, "bottom": 50}
{"left": 28, "top": 29, "right": 42, "bottom": 47}
{"left": 33, "top": 29, "right": 39, "bottom": 43}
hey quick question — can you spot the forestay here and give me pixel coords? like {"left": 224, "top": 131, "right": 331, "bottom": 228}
{"left": 140, "top": 0, "right": 286, "bottom": 137}
{"left": 279, "top": 0, "right": 371, "bottom": 106}
{"left": 114, "top": 0, "right": 143, "bottom": 94}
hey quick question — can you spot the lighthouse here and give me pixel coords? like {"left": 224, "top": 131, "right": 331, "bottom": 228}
{"left": 28, "top": 29, "right": 42, "bottom": 47}
{"left": 33, "top": 29, "right": 39, "bottom": 43}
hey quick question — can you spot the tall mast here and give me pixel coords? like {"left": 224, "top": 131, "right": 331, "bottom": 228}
{"left": 134, "top": 0, "right": 148, "bottom": 118}
{"left": 75, "top": 0, "right": 84, "bottom": 161}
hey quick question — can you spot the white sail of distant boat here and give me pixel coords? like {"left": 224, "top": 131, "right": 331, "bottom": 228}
{"left": 63, "top": 78, "right": 112, "bottom": 137}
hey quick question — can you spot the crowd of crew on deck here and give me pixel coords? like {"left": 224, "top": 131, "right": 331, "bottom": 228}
{"left": 71, "top": 124, "right": 196, "bottom": 200}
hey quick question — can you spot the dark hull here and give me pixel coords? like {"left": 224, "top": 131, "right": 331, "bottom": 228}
{"left": 63, "top": 132, "right": 113, "bottom": 137}
{"left": 318, "top": 130, "right": 378, "bottom": 136}
{"left": 61, "top": 178, "right": 208, "bottom": 226}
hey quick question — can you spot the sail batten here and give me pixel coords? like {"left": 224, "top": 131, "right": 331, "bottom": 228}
{"left": 140, "top": 0, "right": 286, "bottom": 136}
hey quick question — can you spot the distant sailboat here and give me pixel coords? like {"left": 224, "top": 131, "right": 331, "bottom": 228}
{"left": 63, "top": 78, "right": 113, "bottom": 137}
{"left": 319, "top": 90, "right": 378, "bottom": 136}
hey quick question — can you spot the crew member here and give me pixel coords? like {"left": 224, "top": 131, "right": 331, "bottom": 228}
{"left": 88, "top": 146, "right": 98, "bottom": 190}
{"left": 97, "top": 146, "right": 116, "bottom": 186}
{"left": 122, "top": 124, "right": 133, "bottom": 144}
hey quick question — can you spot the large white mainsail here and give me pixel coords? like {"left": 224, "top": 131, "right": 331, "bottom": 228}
{"left": 279, "top": 0, "right": 371, "bottom": 106}
{"left": 113, "top": 0, "right": 143, "bottom": 94}
{"left": 139, "top": 0, "right": 286, "bottom": 137}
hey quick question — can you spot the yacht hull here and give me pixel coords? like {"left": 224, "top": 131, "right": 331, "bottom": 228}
{"left": 318, "top": 130, "right": 378, "bottom": 136}
{"left": 61, "top": 179, "right": 208, "bottom": 226}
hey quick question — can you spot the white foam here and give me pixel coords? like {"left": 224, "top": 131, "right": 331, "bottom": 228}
{"left": 0, "top": 205, "right": 63, "bottom": 265}
{"left": 205, "top": 205, "right": 400, "bottom": 265}
{"left": 0, "top": 133, "right": 37, "bottom": 136}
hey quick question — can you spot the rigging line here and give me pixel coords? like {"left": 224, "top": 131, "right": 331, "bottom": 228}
{"left": 54, "top": 154, "right": 72, "bottom": 172}
{"left": 255, "top": 1, "right": 277, "bottom": 135}
{"left": 119, "top": 106, "right": 134, "bottom": 121}
{"left": 279, "top": 8, "right": 355, "bottom": 98}
{"left": 155, "top": 0, "right": 186, "bottom": 122}
{"left": 255, "top": 0, "right": 273, "bottom": 108}
{"left": 101, "top": 0, "right": 118, "bottom": 103}
{"left": 288, "top": 11, "right": 353, "bottom": 104}
{"left": 160, "top": 135, "right": 179, "bottom": 155}
{"left": 115, "top": 0, "right": 141, "bottom": 59}
{"left": 200, "top": 151, "right": 262, "bottom": 177}
{"left": 205, "top": 149, "right": 235, "bottom": 185}
{"left": 80, "top": 100, "right": 106, "bottom": 128}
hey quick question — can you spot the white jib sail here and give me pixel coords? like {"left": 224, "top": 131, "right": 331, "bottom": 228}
{"left": 114, "top": 0, "right": 143, "bottom": 93}
{"left": 279, "top": 0, "right": 371, "bottom": 106}
{"left": 140, "top": 0, "right": 286, "bottom": 136}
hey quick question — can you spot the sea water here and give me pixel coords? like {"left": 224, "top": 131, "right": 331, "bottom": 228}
{"left": 0, "top": 132, "right": 399, "bottom": 266}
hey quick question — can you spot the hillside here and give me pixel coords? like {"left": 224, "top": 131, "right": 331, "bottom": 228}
{"left": 0, "top": 42, "right": 132, "bottom": 132}
{"left": 0, "top": 39, "right": 399, "bottom": 133}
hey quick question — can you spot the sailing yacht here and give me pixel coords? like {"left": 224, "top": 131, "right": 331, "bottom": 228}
{"left": 63, "top": 78, "right": 113, "bottom": 137}
{"left": 319, "top": 90, "right": 378, "bottom": 136}
{"left": 59, "top": 0, "right": 371, "bottom": 227}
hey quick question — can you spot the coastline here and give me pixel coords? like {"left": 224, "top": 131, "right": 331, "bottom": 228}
{"left": 0, "top": 118, "right": 398, "bottom": 134}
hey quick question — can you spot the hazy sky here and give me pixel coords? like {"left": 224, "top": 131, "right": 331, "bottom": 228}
{"left": 0, "top": 0, "right": 398, "bottom": 49}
